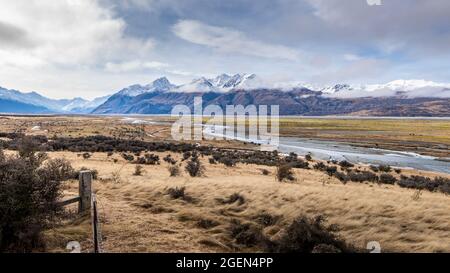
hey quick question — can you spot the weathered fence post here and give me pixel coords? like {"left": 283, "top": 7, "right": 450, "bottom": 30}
{"left": 78, "top": 171, "right": 92, "bottom": 213}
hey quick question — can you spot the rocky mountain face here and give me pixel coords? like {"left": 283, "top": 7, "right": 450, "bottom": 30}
{"left": 2, "top": 75, "right": 450, "bottom": 116}
{"left": 92, "top": 86, "right": 450, "bottom": 116}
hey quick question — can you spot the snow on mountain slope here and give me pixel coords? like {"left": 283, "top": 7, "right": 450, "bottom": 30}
{"left": 0, "top": 86, "right": 110, "bottom": 113}
{"left": 176, "top": 77, "right": 216, "bottom": 93}
{"left": 318, "top": 80, "right": 450, "bottom": 98}
{"left": 117, "top": 77, "right": 176, "bottom": 96}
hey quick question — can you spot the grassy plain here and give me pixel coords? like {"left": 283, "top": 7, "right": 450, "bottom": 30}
{"left": 1, "top": 115, "right": 449, "bottom": 253}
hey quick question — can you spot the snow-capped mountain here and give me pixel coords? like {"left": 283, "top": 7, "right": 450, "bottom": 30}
{"left": 0, "top": 86, "right": 110, "bottom": 113}
{"left": 176, "top": 77, "right": 216, "bottom": 93}
{"left": 115, "top": 74, "right": 264, "bottom": 96}
{"left": 315, "top": 80, "right": 450, "bottom": 98}
{"left": 61, "top": 95, "right": 111, "bottom": 112}
{"left": 118, "top": 77, "right": 175, "bottom": 96}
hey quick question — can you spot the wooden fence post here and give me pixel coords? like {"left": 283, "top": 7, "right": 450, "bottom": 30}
{"left": 78, "top": 171, "right": 92, "bottom": 213}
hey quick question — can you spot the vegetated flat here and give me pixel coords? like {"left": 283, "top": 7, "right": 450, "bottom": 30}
{"left": 1, "top": 115, "right": 449, "bottom": 253}
{"left": 278, "top": 118, "right": 450, "bottom": 158}
{"left": 43, "top": 151, "right": 449, "bottom": 253}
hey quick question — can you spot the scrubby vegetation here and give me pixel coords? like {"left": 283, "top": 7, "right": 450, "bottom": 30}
{"left": 398, "top": 175, "right": 450, "bottom": 194}
{"left": 276, "top": 163, "right": 296, "bottom": 182}
{"left": 168, "top": 165, "right": 181, "bottom": 177}
{"left": 167, "top": 187, "right": 194, "bottom": 202}
{"left": 133, "top": 165, "right": 144, "bottom": 176}
{"left": 217, "top": 193, "right": 246, "bottom": 206}
{"left": 185, "top": 152, "right": 204, "bottom": 177}
{"left": 0, "top": 139, "right": 73, "bottom": 252}
{"left": 265, "top": 216, "right": 358, "bottom": 253}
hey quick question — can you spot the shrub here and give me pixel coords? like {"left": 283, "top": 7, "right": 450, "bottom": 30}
{"left": 133, "top": 165, "right": 144, "bottom": 176}
{"left": 325, "top": 166, "right": 338, "bottom": 176}
{"left": 334, "top": 171, "right": 349, "bottom": 183}
{"left": 197, "top": 219, "right": 220, "bottom": 229}
{"left": 276, "top": 164, "right": 295, "bottom": 182}
{"left": 230, "top": 219, "right": 262, "bottom": 247}
{"left": 82, "top": 152, "right": 91, "bottom": 159}
{"left": 167, "top": 187, "right": 193, "bottom": 202}
{"left": 265, "top": 216, "right": 356, "bottom": 253}
{"left": 217, "top": 193, "right": 246, "bottom": 205}
{"left": 339, "top": 160, "right": 354, "bottom": 168}
{"left": 185, "top": 156, "right": 204, "bottom": 177}
{"left": 163, "top": 154, "right": 177, "bottom": 165}
{"left": 261, "top": 169, "right": 270, "bottom": 176}
{"left": 348, "top": 171, "right": 378, "bottom": 183}
{"left": 121, "top": 153, "right": 134, "bottom": 162}
{"left": 255, "top": 213, "right": 279, "bottom": 227}
{"left": 398, "top": 175, "right": 436, "bottom": 192}
{"left": 208, "top": 158, "right": 217, "bottom": 164}
{"left": 0, "top": 144, "right": 73, "bottom": 252}
{"left": 305, "top": 154, "right": 313, "bottom": 161}
{"left": 378, "top": 165, "right": 392, "bottom": 173}
{"left": 168, "top": 165, "right": 181, "bottom": 177}
{"left": 182, "top": 151, "right": 192, "bottom": 161}
{"left": 379, "top": 174, "right": 397, "bottom": 185}
{"left": 313, "top": 162, "right": 327, "bottom": 171}
{"left": 221, "top": 157, "right": 237, "bottom": 167}
{"left": 167, "top": 187, "right": 186, "bottom": 199}
{"left": 435, "top": 177, "right": 450, "bottom": 194}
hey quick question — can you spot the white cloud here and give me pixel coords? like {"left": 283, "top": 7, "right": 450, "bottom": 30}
{"left": 0, "top": 0, "right": 154, "bottom": 67}
{"left": 172, "top": 20, "right": 300, "bottom": 61}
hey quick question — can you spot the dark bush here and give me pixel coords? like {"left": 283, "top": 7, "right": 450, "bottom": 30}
{"left": 313, "top": 162, "right": 327, "bottom": 171}
{"left": 121, "top": 153, "right": 134, "bottom": 162}
{"left": 348, "top": 171, "right": 378, "bottom": 183}
{"left": 82, "top": 152, "right": 91, "bottom": 159}
{"left": 379, "top": 174, "right": 397, "bottom": 185}
{"left": 0, "top": 143, "right": 73, "bottom": 252}
{"left": 255, "top": 213, "right": 279, "bottom": 227}
{"left": 167, "top": 187, "right": 193, "bottom": 202}
{"left": 217, "top": 193, "right": 246, "bottom": 205}
{"left": 265, "top": 216, "right": 356, "bottom": 253}
{"left": 276, "top": 164, "right": 295, "bottom": 182}
{"left": 339, "top": 161, "right": 354, "bottom": 168}
{"left": 435, "top": 177, "right": 450, "bottom": 194}
{"left": 168, "top": 165, "right": 181, "bottom": 177}
{"left": 230, "top": 219, "right": 262, "bottom": 247}
{"left": 325, "top": 166, "right": 338, "bottom": 176}
{"left": 378, "top": 165, "right": 392, "bottom": 173}
{"left": 261, "top": 169, "right": 270, "bottom": 176}
{"left": 334, "top": 171, "right": 349, "bottom": 183}
{"left": 197, "top": 219, "right": 220, "bottom": 229}
{"left": 185, "top": 156, "right": 204, "bottom": 177}
{"left": 305, "top": 154, "right": 313, "bottom": 161}
{"left": 133, "top": 165, "right": 144, "bottom": 176}
{"left": 163, "top": 154, "right": 177, "bottom": 165}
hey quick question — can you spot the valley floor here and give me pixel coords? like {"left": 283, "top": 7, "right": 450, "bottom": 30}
{"left": 44, "top": 151, "right": 450, "bottom": 253}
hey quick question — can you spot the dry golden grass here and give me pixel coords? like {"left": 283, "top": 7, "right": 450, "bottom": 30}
{"left": 43, "top": 151, "right": 450, "bottom": 253}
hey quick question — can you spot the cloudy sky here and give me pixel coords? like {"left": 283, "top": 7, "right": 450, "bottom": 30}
{"left": 0, "top": 0, "right": 450, "bottom": 99}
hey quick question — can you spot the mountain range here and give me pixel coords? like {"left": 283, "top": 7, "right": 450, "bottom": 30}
{"left": 1, "top": 74, "right": 450, "bottom": 116}
{"left": 0, "top": 86, "right": 109, "bottom": 114}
